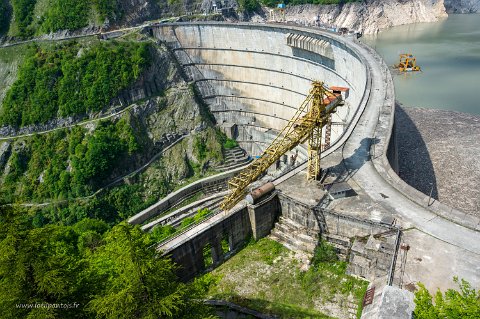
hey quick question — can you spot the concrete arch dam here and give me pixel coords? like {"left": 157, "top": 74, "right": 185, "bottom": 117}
{"left": 146, "top": 23, "right": 480, "bottom": 307}
{"left": 151, "top": 23, "right": 368, "bottom": 160}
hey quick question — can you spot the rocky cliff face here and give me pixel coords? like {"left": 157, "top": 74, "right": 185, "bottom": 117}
{"left": 282, "top": 0, "right": 447, "bottom": 34}
{"left": 444, "top": 0, "right": 480, "bottom": 12}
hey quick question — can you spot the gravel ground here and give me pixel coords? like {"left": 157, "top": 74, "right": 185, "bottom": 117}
{"left": 395, "top": 104, "right": 480, "bottom": 216}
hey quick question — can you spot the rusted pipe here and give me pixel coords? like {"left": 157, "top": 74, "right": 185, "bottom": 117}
{"left": 245, "top": 182, "right": 275, "bottom": 205}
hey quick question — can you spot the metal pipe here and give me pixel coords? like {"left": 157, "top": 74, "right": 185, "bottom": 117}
{"left": 245, "top": 182, "right": 276, "bottom": 205}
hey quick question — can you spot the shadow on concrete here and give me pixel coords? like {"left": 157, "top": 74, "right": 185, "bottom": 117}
{"left": 291, "top": 47, "right": 336, "bottom": 70}
{"left": 325, "top": 137, "right": 380, "bottom": 183}
{"left": 394, "top": 105, "right": 438, "bottom": 201}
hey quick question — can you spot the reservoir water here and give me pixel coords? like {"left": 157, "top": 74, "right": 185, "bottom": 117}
{"left": 363, "top": 14, "right": 480, "bottom": 115}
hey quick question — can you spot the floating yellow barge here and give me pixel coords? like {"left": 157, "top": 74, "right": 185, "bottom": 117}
{"left": 394, "top": 54, "right": 421, "bottom": 72}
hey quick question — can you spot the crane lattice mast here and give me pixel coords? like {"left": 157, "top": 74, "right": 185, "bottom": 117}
{"left": 220, "top": 81, "right": 346, "bottom": 211}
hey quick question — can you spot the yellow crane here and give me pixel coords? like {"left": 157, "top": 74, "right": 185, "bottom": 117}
{"left": 220, "top": 81, "right": 347, "bottom": 211}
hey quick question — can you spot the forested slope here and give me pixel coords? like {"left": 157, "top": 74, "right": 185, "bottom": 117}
{"left": 0, "top": 0, "right": 206, "bottom": 38}
{"left": 0, "top": 30, "right": 226, "bottom": 318}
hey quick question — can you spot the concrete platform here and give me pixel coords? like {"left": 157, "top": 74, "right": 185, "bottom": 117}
{"left": 392, "top": 228, "right": 480, "bottom": 293}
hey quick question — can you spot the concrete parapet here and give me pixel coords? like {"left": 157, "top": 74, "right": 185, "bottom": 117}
{"left": 277, "top": 191, "right": 399, "bottom": 282}
{"left": 128, "top": 166, "right": 247, "bottom": 225}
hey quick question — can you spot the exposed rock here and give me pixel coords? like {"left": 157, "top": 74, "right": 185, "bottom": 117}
{"left": 2, "top": 140, "right": 27, "bottom": 176}
{"left": 0, "top": 53, "right": 19, "bottom": 107}
{"left": 444, "top": 0, "right": 480, "bottom": 12}
{"left": 144, "top": 87, "right": 204, "bottom": 144}
{"left": 280, "top": 0, "right": 447, "bottom": 34}
{"left": 0, "top": 141, "right": 11, "bottom": 169}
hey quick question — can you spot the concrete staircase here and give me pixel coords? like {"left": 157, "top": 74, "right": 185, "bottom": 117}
{"left": 269, "top": 216, "right": 319, "bottom": 254}
{"left": 217, "top": 146, "right": 251, "bottom": 171}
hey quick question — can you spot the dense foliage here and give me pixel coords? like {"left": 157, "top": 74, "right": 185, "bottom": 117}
{"left": 414, "top": 278, "right": 480, "bottom": 318}
{"left": 40, "top": 0, "right": 90, "bottom": 33}
{"left": 237, "top": 0, "right": 261, "bottom": 13}
{"left": 0, "top": 41, "right": 150, "bottom": 127}
{"left": 93, "top": 0, "right": 121, "bottom": 21}
{"left": 10, "top": 0, "right": 36, "bottom": 36}
{"left": 7, "top": 0, "right": 121, "bottom": 35}
{"left": 41, "top": 0, "right": 120, "bottom": 33}
{"left": 0, "top": 206, "right": 216, "bottom": 319}
{"left": 0, "top": 119, "right": 138, "bottom": 204}
{"left": 223, "top": 137, "right": 238, "bottom": 149}
{"left": 0, "top": 0, "right": 10, "bottom": 34}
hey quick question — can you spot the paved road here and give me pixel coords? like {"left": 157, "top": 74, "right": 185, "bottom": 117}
{"left": 343, "top": 39, "right": 480, "bottom": 255}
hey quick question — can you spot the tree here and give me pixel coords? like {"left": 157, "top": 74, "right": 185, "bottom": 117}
{"left": 0, "top": 0, "right": 10, "bottom": 34}
{"left": 0, "top": 205, "right": 215, "bottom": 319}
{"left": 0, "top": 208, "right": 92, "bottom": 319}
{"left": 414, "top": 278, "right": 480, "bottom": 319}
{"left": 86, "top": 223, "right": 216, "bottom": 318}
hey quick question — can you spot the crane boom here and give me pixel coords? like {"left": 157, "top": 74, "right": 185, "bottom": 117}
{"left": 220, "top": 81, "right": 346, "bottom": 211}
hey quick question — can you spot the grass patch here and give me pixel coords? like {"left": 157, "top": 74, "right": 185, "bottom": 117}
{"left": 223, "top": 137, "right": 238, "bottom": 149}
{"left": 204, "top": 238, "right": 369, "bottom": 319}
{"left": 150, "top": 208, "right": 215, "bottom": 244}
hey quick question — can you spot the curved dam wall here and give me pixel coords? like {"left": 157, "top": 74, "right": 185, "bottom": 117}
{"left": 152, "top": 23, "right": 368, "bottom": 158}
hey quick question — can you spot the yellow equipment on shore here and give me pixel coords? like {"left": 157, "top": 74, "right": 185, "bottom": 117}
{"left": 394, "top": 54, "right": 421, "bottom": 72}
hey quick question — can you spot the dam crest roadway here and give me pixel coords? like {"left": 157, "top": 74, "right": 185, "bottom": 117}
{"left": 127, "top": 22, "right": 480, "bottom": 311}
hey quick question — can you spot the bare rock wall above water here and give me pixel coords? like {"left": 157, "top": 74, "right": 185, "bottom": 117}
{"left": 444, "top": 0, "right": 480, "bottom": 13}
{"left": 281, "top": 0, "right": 447, "bottom": 34}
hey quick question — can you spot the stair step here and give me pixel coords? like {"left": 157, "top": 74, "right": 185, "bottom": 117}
{"left": 269, "top": 234, "right": 299, "bottom": 252}
{"left": 277, "top": 217, "right": 319, "bottom": 238}
{"left": 270, "top": 216, "right": 319, "bottom": 254}
{"left": 216, "top": 160, "right": 252, "bottom": 172}
{"left": 269, "top": 232, "right": 316, "bottom": 253}
{"left": 271, "top": 228, "right": 316, "bottom": 248}
{"left": 325, "top": 234, "right": 351, "bottom": 247}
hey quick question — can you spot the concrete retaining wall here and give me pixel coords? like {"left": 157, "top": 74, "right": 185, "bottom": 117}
{"left": 164, "top": 206, "right": 251, "bottom": 281}
{"left": 278, "top": 192, "right": 398, "bottom": 281}
{"left": 160, "top": 189, "right": 281, "bottom": 281}
{"left": 278, "top": 192, "right": 393, "bottom": 239}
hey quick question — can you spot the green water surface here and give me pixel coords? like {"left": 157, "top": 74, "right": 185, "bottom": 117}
{"left": 363, "top": 14, "right": 480, "bottom": 115}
